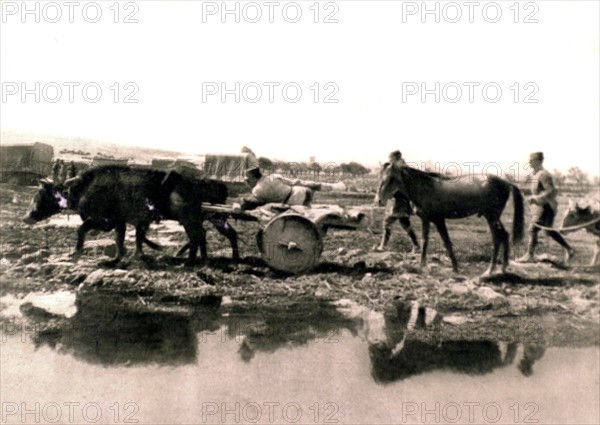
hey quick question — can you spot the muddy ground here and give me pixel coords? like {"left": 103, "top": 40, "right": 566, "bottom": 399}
{"left": 1, "top": 183, "right": 599, "bottom": 347}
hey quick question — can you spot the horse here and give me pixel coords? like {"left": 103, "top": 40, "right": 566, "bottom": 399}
{"left": 375, "top": 163, "right": 524, "bottom": 275}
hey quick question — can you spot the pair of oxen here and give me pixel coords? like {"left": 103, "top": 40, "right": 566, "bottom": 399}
{"left": 24, "top": 165, "right": 238, "bottom": 266}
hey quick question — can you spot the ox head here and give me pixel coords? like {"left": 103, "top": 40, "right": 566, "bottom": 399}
{"left": 23, "top": 179, "right": 68, "bottom": 224}
{"left": 375, "top": 163, "right": 403, "bottom": 207}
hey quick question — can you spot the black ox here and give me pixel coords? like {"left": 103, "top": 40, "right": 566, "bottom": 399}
{"left": 23, "top": 165, "right": 238, "bottom": 265}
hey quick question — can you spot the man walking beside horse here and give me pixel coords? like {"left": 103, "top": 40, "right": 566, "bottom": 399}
{"left": 517, "top": 152, "right": 575, "bottom": 264}
{"left": 373, "top": 150, "right": 420, "bottom": 253}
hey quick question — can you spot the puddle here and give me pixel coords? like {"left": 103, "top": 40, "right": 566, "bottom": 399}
{"left": 1, "top": 290, "right": 598, "bottom": 424}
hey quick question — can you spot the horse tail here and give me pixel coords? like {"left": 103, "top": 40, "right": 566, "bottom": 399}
{"left": 511, "top": 184, "right": 524, "bottom": 243}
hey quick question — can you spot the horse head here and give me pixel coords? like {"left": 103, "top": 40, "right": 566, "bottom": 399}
{"left": 375, "top": 162, "right": 404, "bottom": 206}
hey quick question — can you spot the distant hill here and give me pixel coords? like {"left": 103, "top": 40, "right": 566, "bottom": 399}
{"left": 1, "top": 130, "right": 186, "bottom": 164}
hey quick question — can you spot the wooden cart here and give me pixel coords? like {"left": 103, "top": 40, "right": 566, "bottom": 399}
{"left": 202, "top": 203, "right": 366, "bottom": 274}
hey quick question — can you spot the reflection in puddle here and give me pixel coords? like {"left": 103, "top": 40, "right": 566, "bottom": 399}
{"left": 369, "top": 341, "right": 546, "bottom": 383}
{"left": 1, "top": 290, "right": 598, "bottom": 424}
{"left": 0, "top": 290, "right": 571, "bottom": 377}
{"left": 10, "top": 290, "right": 361, "bottom": 367}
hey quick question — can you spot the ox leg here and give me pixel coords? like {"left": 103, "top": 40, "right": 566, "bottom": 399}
{"left": 75, "top": 219, "right": 98, "bottom": 258}
{"left": 135, "top": 224, "right": 162, "bottom": 257}
{"left": 134, "top": 225, "right": 147, "bottom": 257}
{"left": 211, "top": 218, "right": 239, "bottom": 260}
{"left": 433, "top": 219, "right": 458, "bottom": 273}
{"left": 112, "top": 222, "right": 127, "bottom": 264}
{"left": 420, "top": 219, "right": 430, "bottom": 268}
{"left": 182, "top": 222, "right": 206, "bottom": 266}
{"left": 143, "top": 236, "right": 162, "bottom": 251}
{"left": 183, "top": 227, "right": 198, "bottom": 266}
{"left": 198, "top": 227, "right": 208, "bottom": 260}
{"left": 176, "top": 243, "right": 190, "bottom": 257}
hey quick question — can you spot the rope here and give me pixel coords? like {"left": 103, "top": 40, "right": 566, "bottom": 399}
{"left": 533, "top": 217, "right": 600, "bottom": 232}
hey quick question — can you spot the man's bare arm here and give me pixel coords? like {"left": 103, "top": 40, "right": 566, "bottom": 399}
{"left": 240, "top": 194, "right": 266, "bottom": 210}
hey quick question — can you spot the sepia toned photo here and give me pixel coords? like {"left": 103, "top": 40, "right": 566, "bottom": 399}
{"left": 1, "top": 1, "right": 599, "bottom": 424}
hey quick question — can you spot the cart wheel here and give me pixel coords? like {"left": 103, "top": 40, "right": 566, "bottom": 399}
{"left": 259, "top": 214, "right": 322, "bottom": 274}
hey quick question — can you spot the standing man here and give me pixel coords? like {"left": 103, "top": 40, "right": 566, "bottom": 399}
{"left": 517, "top": 152, "right": 575, "bottom": 263}
{"left": 52, "top": 159, "right": 61, "bottom": 183}
{"left": 373, "top": 150, "right": 420, "bottom": 253}
{"left": 67, "top": 161, "right": 77, "bottom": 178}
{"left": 59, "top": 160, "right": 68, "bottom": 184}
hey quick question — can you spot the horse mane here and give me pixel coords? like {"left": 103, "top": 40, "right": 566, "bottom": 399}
{"left": 421, "top": 169, "right": 454, "bottom": 181}
{"left": 387, "top": 163, "right": 454, "bottom": 181}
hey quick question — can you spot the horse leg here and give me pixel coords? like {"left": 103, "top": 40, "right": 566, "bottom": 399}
{"left": 483, "top": 218, "right": 506, "bottom": 276}
{"left": 420, "top": 219, "right": 430, "bottom": 268}
{"left": 211, "top": 218, "right": 239, "bottom": 260}
{"left": 592, "top": 238, "right": 600, "bottom": 266}
{"left": 498, "top": 221, "right": 510, "bottom": 272}
{"left": 433, "top": 219, "right": 458, "bottom": 273}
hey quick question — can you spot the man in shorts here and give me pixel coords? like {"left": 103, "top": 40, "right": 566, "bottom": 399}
{"left": 373, "top": 150, "right": 419, "bottom": 252}
{"left": 517, "top": 151, "right": 575, "bottom": 263}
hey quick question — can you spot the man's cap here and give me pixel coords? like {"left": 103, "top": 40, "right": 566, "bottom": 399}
{"left": 529, "top": 152, "right": 544, "bottom": 162}
{"left": 389, "top": 150, "right": 402, "bottom": 159}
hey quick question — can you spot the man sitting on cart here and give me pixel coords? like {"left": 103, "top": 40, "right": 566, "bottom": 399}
{"left": 239, "top": 167, "right": 345, "bottom": 210}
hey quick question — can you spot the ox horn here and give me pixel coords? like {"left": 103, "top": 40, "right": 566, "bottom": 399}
{"left": 63, "top": 177, "right": 80, "bottom": 188}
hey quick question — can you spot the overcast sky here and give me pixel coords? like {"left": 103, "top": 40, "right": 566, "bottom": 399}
{"left": 1, "top": 0, "right": 599, "bottom": 177}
